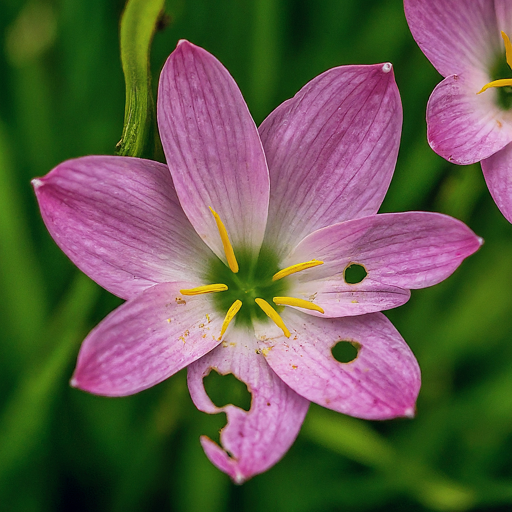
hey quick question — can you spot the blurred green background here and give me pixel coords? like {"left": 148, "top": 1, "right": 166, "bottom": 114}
{"left": 1, "top": 0, "right": 512, "bottom": 511}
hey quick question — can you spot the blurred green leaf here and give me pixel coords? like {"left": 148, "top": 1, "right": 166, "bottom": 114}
{"left": 173, "top": 409, "right": 230, "bottom": 512}
{"left": 303, "top": 405, "right": 394, "bottom": 469}
{"left": 0, "top": 121, "right": 47, "bottom": 355}
{"left": 0, "top": 274, "right": 98, "bottom": 486}
{"left": 304, "top": 406, "right": 475, "bottom": 511}
{"left": 249, "top": 0, "right": 281, "bottom": 122}
{"left": 109, "top": 374, "right": 188, "bottom": 512}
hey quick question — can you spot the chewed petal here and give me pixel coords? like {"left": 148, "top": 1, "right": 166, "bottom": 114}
{"left": 482, "top": 142, "right": 512, "bottom": 223}
{"left": 187, "top": 327, "right": 309, "bottom": 483}
{"left": 260, "top": 63, "right": 401, "bottom": 257}
{"left": 258, "top": 311, "right": 420, "bottom": 420}
{"left": 158, "top": 41, "right": 270, "bottom": 262}
{"left": 404, "top": 0, "right": 501, "bottom": 77}
{"left": 283, "top": 212, "right": 482, "bottom": 292}
{"left": 32, "top": 156, "right": 212, "bottom": 300}
{"left": 72, "top": 282, "right": 223, "bottom": 396}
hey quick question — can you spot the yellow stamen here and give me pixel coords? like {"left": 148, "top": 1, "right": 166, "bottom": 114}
{"left": 502, "top": 31, "right": 512, "bottom": 69}
{"left": 272, "top": 259, "right": 324, "bottom": 281}
{"left": 255, "top": 298, "right": 290, "bottom": 337}
{"left": 180, "top": 284, "right": 228, "bottom": 296}
{"left": 273, "top": 297, "right": 324, "bottom": 314}
{"left": 209, "top": 207, "right": 239, "bottom": 273}
{"left": 219, "top": 299, "right": 243, "bottom": 339}
{"left": 478, "top": 32, "right": 512, "bottom": 94}
{"left": 477, "top": 78, "right": 512, "bottom": 94}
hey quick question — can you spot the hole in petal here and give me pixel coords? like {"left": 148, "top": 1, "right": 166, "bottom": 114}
{"left": 203, "top": 369, "right": 252, "bottom": 411}
{"left": 199, "top": 412, "right": 228, "bottom": 448}
{"left": 331, "top": 340, "right": 361, "bottom": 363}
{"left": 344, "top": 263, "right": 367, "bottom": 284}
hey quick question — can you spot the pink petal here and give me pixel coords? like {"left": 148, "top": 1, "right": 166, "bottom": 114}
{"left": 482, "top": 142, "right": 512, "bottom": 223}
{"left": 282, "top": 213, "right": 481, "bottom": 306}
{"left": 289, "top": 278, "right": 410, "bottom": 318}
{"left": 32, "top": 156, "right": 211, "bottom": 300}
{"left": 497, "top": 1, "right": 512, "bottom": 35}
{"left": 427, "top": 74, "right": 512, "bottom": 164}
{"left": 157, "top": 41, "right": 270, "bottom": 261}
{"left": 404, "top": 0, "right": 501, "bottom": 77}
{"left": 259, "top": 63, "right": 402, "bottom": 257}
{"left": 187, "top": 327, "right": 309, "bottom": 483}
{"left": 72, "top": 282, "right": 223, "bottom": 396}
{"left": 257, "top": 311, "right": 420, "bottom": 420}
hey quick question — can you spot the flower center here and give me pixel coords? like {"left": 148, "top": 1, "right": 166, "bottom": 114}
{"left": 478, "top": 31, "right": 512, "bottom": 109}
{"left": 180, "top": 208, "right": 324, "bottom": 339}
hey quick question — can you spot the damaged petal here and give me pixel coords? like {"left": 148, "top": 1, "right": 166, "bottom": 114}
{"left": 187, "top": 329, "right": 309, "bottom": 483}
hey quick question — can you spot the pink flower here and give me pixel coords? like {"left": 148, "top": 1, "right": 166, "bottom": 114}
{"left": 33, "top": 41, "right": 481, "bottom": 483}
{"left": 404, "top": 0, "right": 512, "bottom": 222}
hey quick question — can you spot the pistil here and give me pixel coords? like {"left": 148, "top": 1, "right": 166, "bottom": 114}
{"left": 254, "top": 298, "right": 291, "bottom": 337}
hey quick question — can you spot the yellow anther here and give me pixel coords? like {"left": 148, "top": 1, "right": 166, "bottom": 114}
{"left": 477, "top": 78, "right": 512, "bottom": 94}
{"left": 180, "top": 284, "right": 228, "bottom": 296}
{"left": 219, "top": 300, "right": 242, "bottom": 339}
{"left": 255, "top": 298, "right": 290, "bottom": 338}
{"left": 209, "top": 207, "right": 239, "bottom": 273}
{"left": 502, "top": 31, "right": 512, "bottom": 69}
{"left": 478, "top": 32, "right": 512, "bottom": 94}
{"left": 272, "top": 259, "right": 324, "bottom": 281}
{"left": 273, "top": 297, "right": 324, "bottom": 314}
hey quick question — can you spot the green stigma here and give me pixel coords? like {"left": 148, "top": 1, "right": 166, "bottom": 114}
{"left": 205, "top": 245, "right": 289, "bottom": 327}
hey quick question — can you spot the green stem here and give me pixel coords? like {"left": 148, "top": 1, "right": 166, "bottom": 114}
{"left": 116, "top": 0, "right": 166, "bottom": 159}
